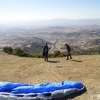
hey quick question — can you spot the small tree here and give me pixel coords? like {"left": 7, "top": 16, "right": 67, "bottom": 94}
{"left": 3, "top": 46, "right": 13, "bottom": 54}
{"left": 54, "top": 51, "right": 61, "bottom": 57}
{"left": 13, "top": 47, "right": 24, "bottom": 56}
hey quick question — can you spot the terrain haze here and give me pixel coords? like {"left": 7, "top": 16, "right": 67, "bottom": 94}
{"left": 1, "top": 18, "right": 100, "bottom": 26}
{"left": 0, "top": 18, "right": 100, "bottom": 53}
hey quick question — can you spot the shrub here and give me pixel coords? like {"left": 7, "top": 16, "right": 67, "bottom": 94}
{"left": 13, "top": 47, "right": 24, "bottom": 56}
{"left": 33, "top": 53, "right": 43, "bottom": 58}
{"left": 54, "top": 51, "right": 61, "bottom": 57}
{"left": 3, "top": 46, "right": 13, "bottom": 54}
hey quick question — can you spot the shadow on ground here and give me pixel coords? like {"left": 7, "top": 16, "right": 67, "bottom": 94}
{"left": 53, "top": 87, "right": 87, "bottom": 100}
{"left": 71, "top": 59, "right": 82, "bottom": 62}
{"left": 47, "top": 61, "right": 60, "bottom": 63}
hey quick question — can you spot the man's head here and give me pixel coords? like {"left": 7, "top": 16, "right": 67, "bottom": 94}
{"left": 64, "top": 43, "right": 67, "bottom": 46}
{"left": 45, "top": 42, "right": 47, "bottom": 45}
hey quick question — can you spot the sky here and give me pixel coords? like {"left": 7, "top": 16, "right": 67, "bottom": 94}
{"left": 0, "top": 0, "right": 100, "bottom": 22}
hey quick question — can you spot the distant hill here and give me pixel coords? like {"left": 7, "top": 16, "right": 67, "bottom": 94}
{"left": 0, "top": 22, "right": 100, "bottom": 53}
{"left": 22, "top": 41, "right": 52, "bottom": 54}
{"left": 2, "top": 18, "right": 100, "bottom": 27}
{"left": 22, "top": 42, "right": 43, "bottom": 53}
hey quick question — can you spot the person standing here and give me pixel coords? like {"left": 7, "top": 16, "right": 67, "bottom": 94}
{"left": 65, "top": 43, "right": 72, "bottom": 60}
{"left": 42, "top": 42, "right": 49, "bottom": 61}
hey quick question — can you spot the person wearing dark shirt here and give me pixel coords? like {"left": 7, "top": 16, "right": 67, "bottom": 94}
{"left": 42, "top": 42, "right": 49, "bottom": 61}
{"left": 65, "top": 43, "right": 72, "bottom": 60}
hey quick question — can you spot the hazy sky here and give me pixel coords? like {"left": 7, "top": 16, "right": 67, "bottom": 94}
{"left": 0, "top": 0, "right": 100, "bottom": 22}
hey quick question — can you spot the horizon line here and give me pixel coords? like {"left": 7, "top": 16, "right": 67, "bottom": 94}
{"left": 0, "top": 18, "right": 100, "bottom": 22}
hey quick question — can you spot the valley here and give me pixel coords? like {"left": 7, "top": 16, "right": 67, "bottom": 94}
{"left": 0, "top": 25, "right": 100, "bottom": 53}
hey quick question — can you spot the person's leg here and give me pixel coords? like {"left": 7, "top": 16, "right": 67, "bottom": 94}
{"left": 46, "top": 56, "right": 48, "bottom": 61}
{"left": 43, "top": 53, "right": 46, "bottom": 61}
{"left": 44, "top": 56, "right": 46, "bottom": 61}
{"left": 66, "top": 52, "right": 69, "bottom": 60}
{"left": 45, "top": 52, "right": 48, "bottom": 61}
{"left": 69, "top": 52, "right": 72, "bottom": 59}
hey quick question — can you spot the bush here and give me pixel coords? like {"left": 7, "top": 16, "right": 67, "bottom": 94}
{"left": 33, "top": 53, "right": 43, "bottom": 58}
{"left": 48, "top": 53, "right": 54, "bottom": 58}
{"left": 13, "top": 47, "right": 24, "bottom": 56}
{"left": 54, "top": 51, "right": 61, "bottom": 57}
{"left": 3, "top": 46, "right": 13, "bottom": 54}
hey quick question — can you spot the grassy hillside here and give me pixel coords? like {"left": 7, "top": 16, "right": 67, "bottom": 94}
{"left": 0, "top": 51, "right": 100, "bottom": 100}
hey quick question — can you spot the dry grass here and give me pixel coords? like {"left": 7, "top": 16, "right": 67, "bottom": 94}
{"left": 0, "top": 52, "right": 100, "bottom": 100}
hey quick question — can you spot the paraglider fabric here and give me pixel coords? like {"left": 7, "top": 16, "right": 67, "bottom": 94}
{"left": 0, "top": 80, "right": 84, "bottom": 99}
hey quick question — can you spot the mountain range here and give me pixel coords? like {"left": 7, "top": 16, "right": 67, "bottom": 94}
{"left": 0, "top": 18, "right": 100, "bottom": 54}
{"left": 1, "top": 18, "right": 100, "bottom": 27}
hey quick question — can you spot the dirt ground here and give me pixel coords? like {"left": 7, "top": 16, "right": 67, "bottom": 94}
{"left": 0, "top": 52, "right": 100, "bottom": 100}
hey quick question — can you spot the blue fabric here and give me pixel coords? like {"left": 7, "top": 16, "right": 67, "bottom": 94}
{"left": 0, "top": 82, "right": 30, "bottom": 92}
{"left": 0, "top": 81, "right": 84, "bottom": 94}
{"left": 61, "top": 81, "right": 83, "bottom": 89}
